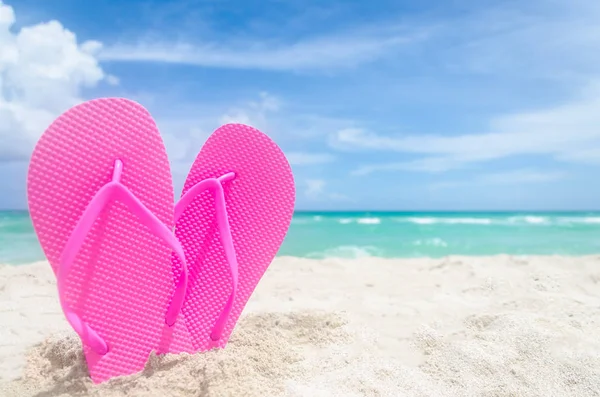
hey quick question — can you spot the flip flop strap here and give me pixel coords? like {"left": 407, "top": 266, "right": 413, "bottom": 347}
{"left": 58, "top": 159, "right": 188, "bottom": 355}
{"left": 174, "top": 172, "right": 237, "bottom": 341}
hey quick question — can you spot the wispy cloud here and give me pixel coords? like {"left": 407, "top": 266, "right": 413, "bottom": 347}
{"left": 303, "top": 179, "right": 350, "bottom": 201}
{"left": 480, "top": 169, "right": 566, "bottom": 185}
{"left": 440, "top": 0, "right": 600, "bottom": 80}
{"left": 430, "top": 169, "right": 567, "bottom": 190}
{"left": 286, "top": 152, "right": 335, "bottom": 166}
{"left": 336, "top": 0, "right": 600, "bottom": 177}
{"left": 344, "top": 81, "right": 600, "bottom": 175}
{"left": 218, "top": 92, "right": 280, "bottom": 132}
{"left": 305, "top": 179, "right": 326, "bottom": 199}
{"left": 350, "top": 156, "right": 466, "bottom": 176}
{"left": 99, "top": 27, "right": 426, "bottom": 71}
{"left": 156, "top": 92, "right": 281, "bottom": 159}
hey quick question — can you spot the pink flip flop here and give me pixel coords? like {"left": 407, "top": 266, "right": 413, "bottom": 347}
{"left": 163, "top": 124, "right": 295, "bottom": 353}
{"left": 27, "top": 98, "right": 191, "bottom": 383}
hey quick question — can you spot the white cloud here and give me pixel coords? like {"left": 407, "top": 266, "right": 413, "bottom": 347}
{"left": 105, "top": 74, "right": 120, "bottom": 86}
{"left": 317, "top": 0, "right": 600, "bottom": 176}
{"left": 0, "top": 1, "right": 109, "bottom": 160}
{"left": 155, "top": 92, "right": 294, "bottom": 194}
{"left": 218, "top": 92, "right": 280, "bottom": 132}
{"left": 343, "top": 82, "right": 600, "bottom": 175}
{"left": 303, "top": 178, "right": 350, "bottom": 202}
{"left": 304, "top": 179, "right": 326, "bottom": 199}
{"left": 156, "top": 92, "right": 281, "bottom": 162}
{"left": 480, "top": 169, "right": 566, "bottom": 185}
{"left": 442, "top": 0, "right": 600, "bottom": 80}
{"left": 430, "top": 169, "right": 566, "bottom": 190}
{"left": 158, "top": 93, "right": 338, "bottom": 171}
{"left": 98, "top": 28, "right": 426, "bottom": 71}
{"left": 351, "top": 156, "right": 466, "bottom": 176}
{"left": 96, "top": 0, "right": 599, "bottom": 75}
{"left": 557, "top": 148, "right": 600, "bottom": 165}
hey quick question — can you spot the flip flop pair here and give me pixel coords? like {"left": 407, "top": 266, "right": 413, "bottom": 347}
{"left": 27, "top": 98, "right": 295, "bottom": 383}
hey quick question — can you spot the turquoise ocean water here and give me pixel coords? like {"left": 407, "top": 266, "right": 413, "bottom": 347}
{"left": 2, "top": 211, "right": 600, "bottom": 264}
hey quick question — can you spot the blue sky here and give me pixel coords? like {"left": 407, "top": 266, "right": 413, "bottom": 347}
{"left": 1, "top": 0, "right": 600, "bottom": 210}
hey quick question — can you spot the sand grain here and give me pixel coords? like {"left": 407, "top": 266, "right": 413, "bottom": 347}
{"left": 2, "top": 256, "right": 600, "bottom": 396}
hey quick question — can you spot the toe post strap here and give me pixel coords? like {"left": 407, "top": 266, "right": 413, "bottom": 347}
{"left": 58, "top": 160, "right": 189, "bottom": 355}
{"left": 175, "top": 172, "right": 238, "bottom": 341}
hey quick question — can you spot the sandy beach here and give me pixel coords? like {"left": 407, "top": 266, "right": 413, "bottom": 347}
{"left": 1, "top": 255, "right": 600, "bottom": 396}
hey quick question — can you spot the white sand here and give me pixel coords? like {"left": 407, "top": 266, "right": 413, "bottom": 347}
{"left": 1, "top": 255, "right": 600, "bottom": 396}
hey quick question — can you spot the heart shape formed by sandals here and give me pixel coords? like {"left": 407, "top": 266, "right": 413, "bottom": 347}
{"left": 27, "top": 98, "right": 295, "bottom": 383}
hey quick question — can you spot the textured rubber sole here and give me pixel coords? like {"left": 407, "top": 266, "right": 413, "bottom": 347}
{"left": 27, "top": 98, "right": 193, "bottom": 383}
{"left": 168, "top": 124, "right": 295, "bottom": 353}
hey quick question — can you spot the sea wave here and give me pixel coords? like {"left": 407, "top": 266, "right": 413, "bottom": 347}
{"left": 556, "top": 217, "right": 600, "bottom": 225}
{"left": 404, "top": 217, "right": 492, "bottom": 225}
{"left": 307, "top": 245, "right": 383, "bottom": 259}
{"left": 357, "top": 217, "right": 381, "bottom": 225}
{"left": 292, "top": 214, "right": 600, "bottom": 227}
{"left": 507, "top": 216, "right": 549, "bottom": 225}
{"left": 405, "top": 217, "right": 436, "bottom": 225}
{"left": 412, "top": 238, "right": 448, "bottom": 247}
{"left": 336, "top": 217, "right": 381, "bottom": 225}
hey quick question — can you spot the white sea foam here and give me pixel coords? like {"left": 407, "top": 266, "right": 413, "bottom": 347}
{"left": 507, "top": 216, "right": 548, "bottom": 225}
{"left": 406, "top": 217, "right": 492, "bottom": 225}
{"left": 308, "top": 245, "right": 383, "bottom": 259}
{"left": 443, "top": 218, "right": 492, "bottom": 225}
{"left": 557, "top": 217, "right": 600, "bottom": 224}
{"left": 412, "top": 238, "right": 448, "bottom": 247}
{"left": 407, "top": 217, "right": 437, "bottom": 225}
{"left": 523, "top": 216, "right": 547, "bottom": 224}
{"left": 293, "top": 213, "right": 600, "bottom": 228}
{"left": 357, "top": 217, "right": 381, "bottom": 225}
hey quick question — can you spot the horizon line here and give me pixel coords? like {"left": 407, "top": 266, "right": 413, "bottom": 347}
{"left": 2, "top": 209, "right": 600, "bottom": 214}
